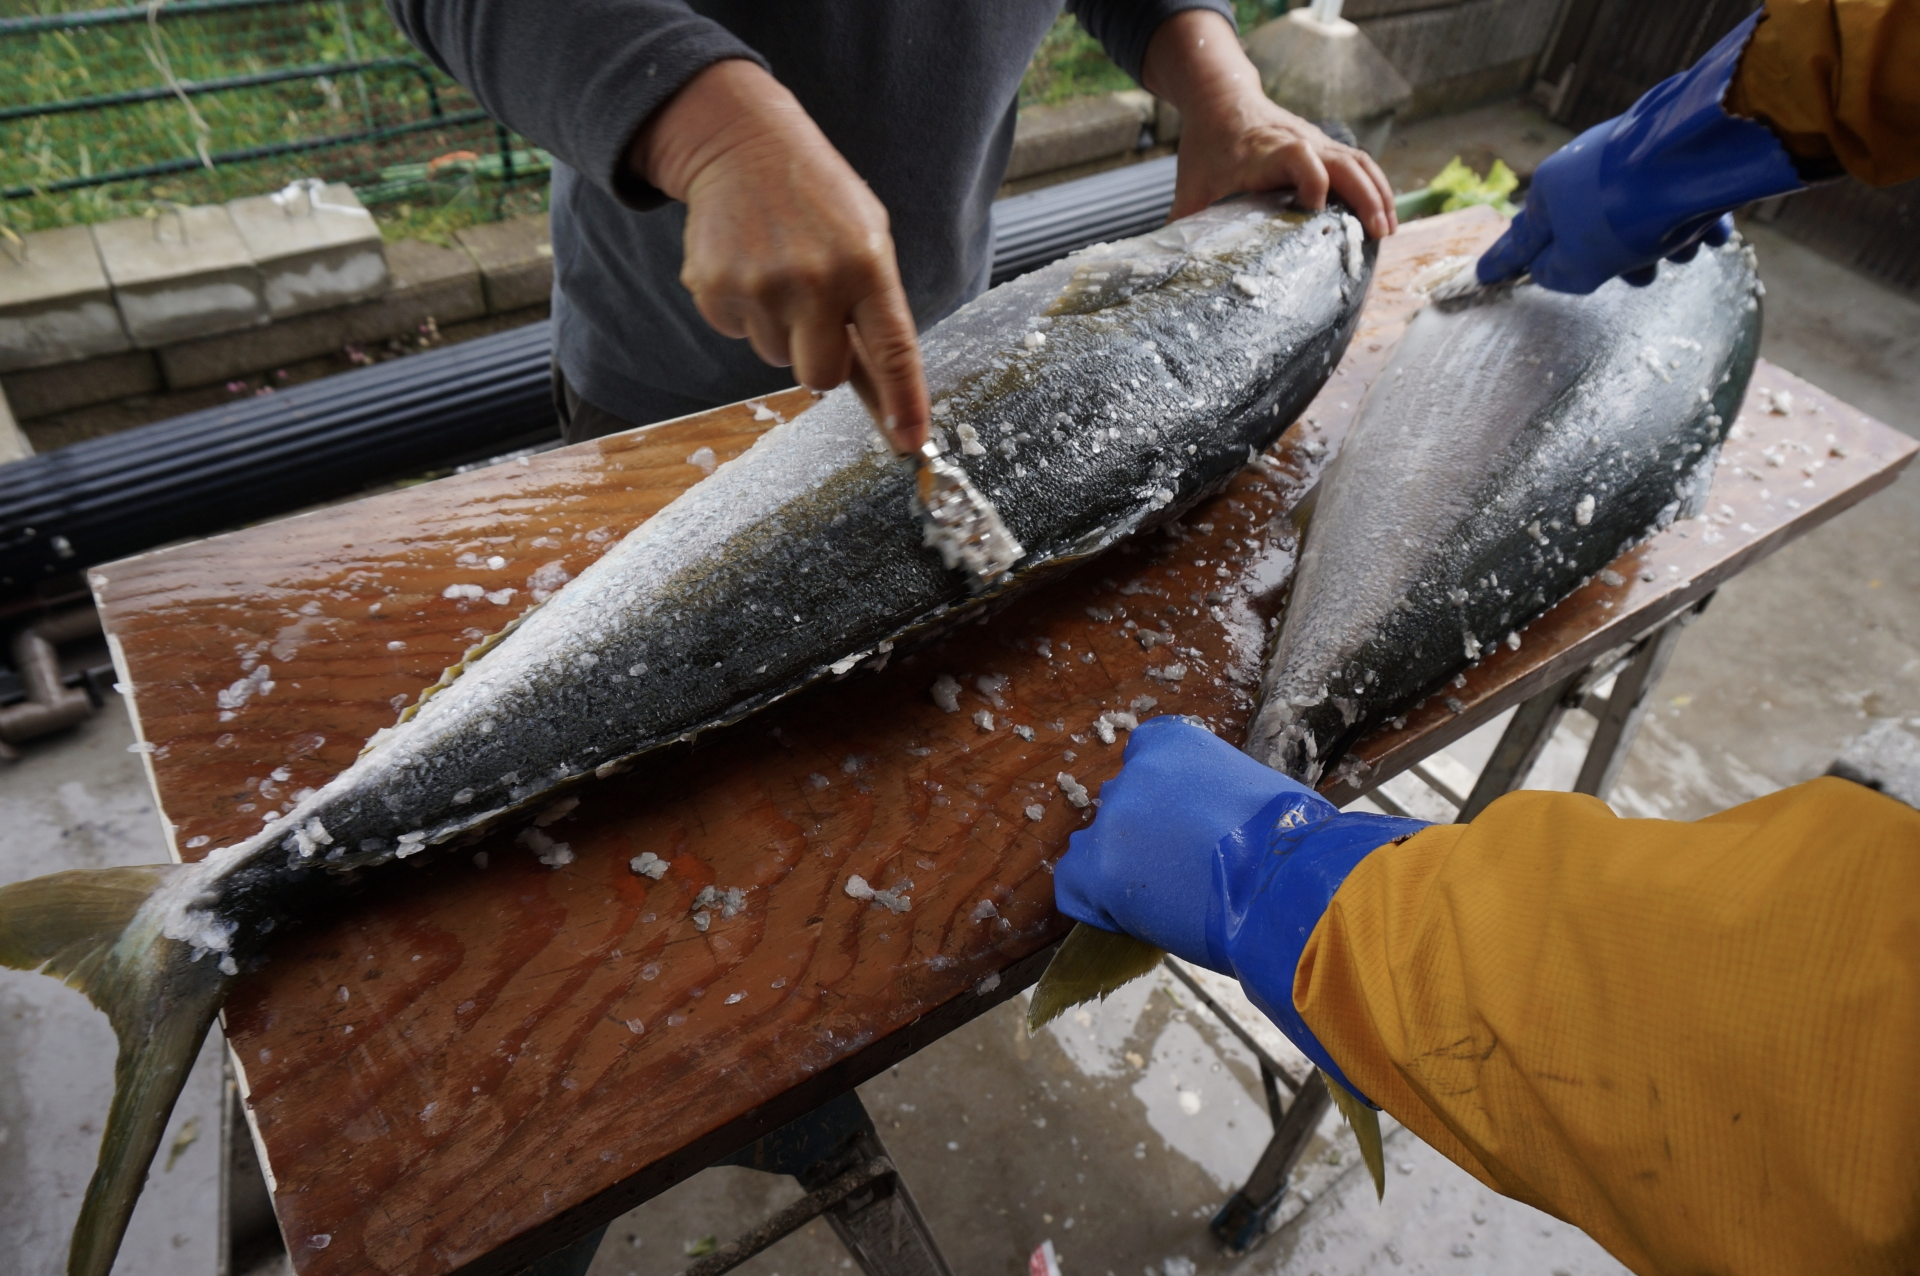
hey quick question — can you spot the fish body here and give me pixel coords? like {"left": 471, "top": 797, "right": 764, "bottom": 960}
{"left": 1248, "top": 238, "right": 1762, "bottom": 783}
{"left": 0, "top": 193, "right": 1373, "bottom": 1276}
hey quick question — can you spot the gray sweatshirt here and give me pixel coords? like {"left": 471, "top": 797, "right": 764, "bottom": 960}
{"left": 387, "top": 1, "right": 1230, "bottom": 424}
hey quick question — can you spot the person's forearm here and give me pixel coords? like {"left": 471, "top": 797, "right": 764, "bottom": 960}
{"left": 1296, "top": 780, "right": 1920, "bottom": 1274}
{"left": 1139, "top": 8, "right": 1262, "bottom": 125}
{"left": 1725, "top": 0, "right": 1920, "bottom": 186}
{"left": 619, "top": 58, "right": 929, "bottom": 449}
{"left": 631, "top": 58, "right": 808, "bottom": 202}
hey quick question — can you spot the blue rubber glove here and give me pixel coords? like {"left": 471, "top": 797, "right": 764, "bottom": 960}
{"left": 1055, "top": 716, "right": 1427, "bottom": 1104}
{"left": 1477, "top": 11, "right": 1802, "bottom": 295}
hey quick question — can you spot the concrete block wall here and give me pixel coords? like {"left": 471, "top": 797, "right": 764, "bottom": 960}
{"left": 1, "top": 199, "right": 552, "bottom": 425}
{"left": 227, "top": 181, "right": 388, "bottom": 319}
{"left": 1344, "top": 0, "right": 1567, "bottom": 119}
{"left": 91, "top": 203, "right": 269, "bottom": 346}
{"left": 0, "top": 225, "right": 131, "bottom": 372}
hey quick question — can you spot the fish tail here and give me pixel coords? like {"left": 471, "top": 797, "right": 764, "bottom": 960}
{"left": 0, "top": 865, "right": 230, "bottom": 1276}
{"left": 1028, "top": 922, "right": 1166, "bottom": 1031}
{"left": 1325, "top": 1072, "right": 1387, "bottom": 1200}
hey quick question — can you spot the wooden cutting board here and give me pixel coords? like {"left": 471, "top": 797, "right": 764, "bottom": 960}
{"left": 91, "top": 206, "right": 1915, "bottom": 1275}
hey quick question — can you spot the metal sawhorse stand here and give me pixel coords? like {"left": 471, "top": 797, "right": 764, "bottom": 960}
{"left": 519, "top": 1090, "right": 953, "bottom": 1276}
{"left": 1205, "top": 595, "right": 1713, "bottom": 1254}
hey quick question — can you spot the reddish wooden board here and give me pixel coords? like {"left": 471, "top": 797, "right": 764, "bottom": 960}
{"left": 92, "top": 207, "right": 1914, "bottom": 1275}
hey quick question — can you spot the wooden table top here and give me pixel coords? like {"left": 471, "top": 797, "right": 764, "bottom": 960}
{"left": 92, "top": 206, "right": 1915, "bottom": 1276}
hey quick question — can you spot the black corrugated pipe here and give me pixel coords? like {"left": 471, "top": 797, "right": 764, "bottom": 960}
{"left": 0, "top": 156, "right": 1179, "bottom": 594}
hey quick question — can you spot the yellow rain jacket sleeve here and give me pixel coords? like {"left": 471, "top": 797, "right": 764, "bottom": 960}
{"left": 1294, "top": 778, "right": 1920, "bottom": 1276}
{"left": 1726, "top": 0, "right": 1920, "bottom": 185}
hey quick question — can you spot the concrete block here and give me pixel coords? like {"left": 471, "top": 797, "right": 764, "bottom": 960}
{"left": 1006, "top": 91, "right": 1155, "bottom": 183}
{"left": 454, "top": 213, "right": 553, "bottom": 313}
{"left": 0, "top": 226, "right": 134, "bottom": 374}
{"left": 1, "top": 348, "right": 162, "bottom": 420}
{"left": 1358, "top": 0, "right": 1560, "bottom": 109}
{"left": 0, "top": 378, "right": 31, "bottom": 462}
{"left": 385, "top": 235, "right": 487, "bottom": 320}
{"left": 157, "top": 238, "right": 486, "bottom": 389}
{"left": 93, "top": 205, "right": 266, "bottom": 347}
{"left": 1246, "top": 10, "right": 1412, "bottom": 155}
{"left": 227, "top": 180, "right": 389, "bottom": 319}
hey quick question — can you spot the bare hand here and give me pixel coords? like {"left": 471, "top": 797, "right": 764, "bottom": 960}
{"left": 634, "top": 60, "right": 929, "bottom": 452}
{"left": 1143, "top": 11, "right": 1397, "bottom": 239}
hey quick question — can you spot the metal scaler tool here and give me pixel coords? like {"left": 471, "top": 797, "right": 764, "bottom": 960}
{"left": 1425, "top": 259, "right": 1530, "bottom": 311}
{"left": 915, "top": 438, "right": 1025, "bottom": 592}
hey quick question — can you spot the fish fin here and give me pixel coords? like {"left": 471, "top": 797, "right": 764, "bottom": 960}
{"left": 1027, "top": 923, "right": 1165, "bottom": 1031}
{"left": 378, "top": 610, "right": 534, "bottom": 747}
{"left": 1, "top": 866, "right": 230, "bottom": 1276}
{"left": 1324, "top": 1072, "right": 1387, "bottom": 1201}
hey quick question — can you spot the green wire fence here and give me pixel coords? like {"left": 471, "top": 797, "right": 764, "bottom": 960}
{"left": 0, "top": 0, "right": 548, "bottom": 238}
{"left": 2, "top": 0, "right": 1299, "bottom": 239}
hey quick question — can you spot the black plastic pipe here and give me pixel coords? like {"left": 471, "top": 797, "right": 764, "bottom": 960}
{"left": 0, "top": 155, "right": 1180, "bottom": 593}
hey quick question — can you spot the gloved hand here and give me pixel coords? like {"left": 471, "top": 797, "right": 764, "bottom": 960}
{"left": 1054, "top": 716, "right": 1426, "bottom": 1102}
{"left": 1476, "top": 11, "right": 1802, "bottom": 295}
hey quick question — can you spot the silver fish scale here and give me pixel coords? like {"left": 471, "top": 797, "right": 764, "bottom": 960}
{"left": 1248, "top": 238, "right": 1762, "bottom": 784}
{"left": 188, "top": 195, "right": 1372, "bottom": 932}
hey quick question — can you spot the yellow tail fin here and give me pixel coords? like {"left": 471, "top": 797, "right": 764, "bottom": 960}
{"left": 1, "top": 865, "right": 231, "bottom": 1276}
{"left": 1325, "top": 1072, "right": 1387, "bottom": 1200}
{"left": 1028, "top": 922, "right": 1166, "bottom": 1031}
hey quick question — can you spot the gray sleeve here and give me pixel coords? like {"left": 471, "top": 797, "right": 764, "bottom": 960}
{"left": 1067, "top": 0, "right": 1238, "bottom": 85}
{"left": 384, "top": 0, "right": 768, "bottom": 209}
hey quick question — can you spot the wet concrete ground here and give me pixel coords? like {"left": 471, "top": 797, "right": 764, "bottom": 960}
{"left": 5, "top": 104, "right": 1916, "bottom": 1276}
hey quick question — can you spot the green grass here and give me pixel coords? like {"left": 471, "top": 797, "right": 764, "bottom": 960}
{"left": 0, "top": 0, "right": 530, "bottom": 236}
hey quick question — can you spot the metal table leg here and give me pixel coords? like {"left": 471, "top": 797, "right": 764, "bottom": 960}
{"left": 1208, "top": 1070, "right": 1332, "bottom": 1255}
{"left": 518, "top": 1226, "right": 608, "bottom": 1276}
{"left": 513, "top": 1090, "right": 952, "bottom": 1276}
{"left": 692, "top": 1090, "right": 954, "bottom": 1276}
{"left": 1457, "top": 670, "right": 1581, "bottom": 821}
{"left": 1572, "top": 611, "right": 1696, "bottom": 800}
{"left": 1458, "top": 593, "right": 1716, "bottom": 816}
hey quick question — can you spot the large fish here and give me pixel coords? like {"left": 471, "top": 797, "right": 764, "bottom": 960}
{"left": 1247, "top": 237, "right": 1761, "bottom": 781}
{"left": 0, "top": 193, "right": 1372, "bottom": 1276}
{"left": 1030, "top": 237, "right": 1763, "bottom": 1200}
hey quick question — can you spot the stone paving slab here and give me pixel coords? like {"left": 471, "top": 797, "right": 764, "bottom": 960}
{"left": 228, "top": 182, "right": 390, "bottom": 320}
{"left": 1007, "top": 91, "right": 1155, "bottom": 183}
{"left": 93, "top": 205, "right": 267, "bottom": 347}
{"left": 454, "top": 212, "right": 553, "bottom": 313}
{"left": 0, "top": 226, "right": 133, "bottom": 374}
{"left": 156, "top": 238, "right": 485, "bottom": 390}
